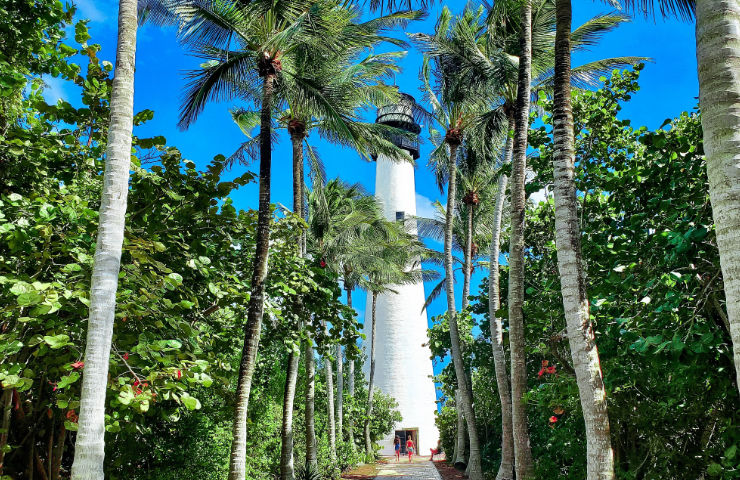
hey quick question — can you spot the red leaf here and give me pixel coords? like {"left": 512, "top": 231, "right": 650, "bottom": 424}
{"left": 123, "top": 353, "right": 129, "bottom": 360}
{"left": 549, "top": 416, "right": 558, "bottom": 423}
{"left": 177, "top": 370, "right": 182, "bottom": 379}
{"left": 70, "top": 361, "right": 85, "bottom": 370}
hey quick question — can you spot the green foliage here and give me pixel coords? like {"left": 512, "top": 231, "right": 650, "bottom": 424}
{"left": 0, "top": 12, "right": 383, "bottom": 479}
{"left": 434, "top": 68, "right": 739, "bottom": 480}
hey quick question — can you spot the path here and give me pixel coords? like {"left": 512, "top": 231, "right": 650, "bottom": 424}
{"left": 368, "top": 456, "right": 443, "bottom": 480}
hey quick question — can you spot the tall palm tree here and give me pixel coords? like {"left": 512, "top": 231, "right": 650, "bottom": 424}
{"left": 416, "top": 156, "right": 496, "bottom": 467}
{"left": 169, "top": 2, "right": 355, "bottom": 478}
{"left": 432, "top": 3, "right": 643, "bottom": 476}
{"left": 232, "top": 11, "right": 415, "bottom": 471}
{"left": 306, "top": 178, "right": 391, "bottom": 454}
{"left": 412, "top": 8, "right": 496, "bottom": 479}
{"left": 690, "top": 0, "right": 740, "bottom": 412}
{"left": 356, "top": 225, "right": 436, "bottom": 457}
{"left": 621, "top": 0, "right": 739, "bottom": 396}
{"left": 70, "top": 1, "right": 138, "bottom": 478}
{"left": 506, "top": 1, "right": 535, "bottom": 476}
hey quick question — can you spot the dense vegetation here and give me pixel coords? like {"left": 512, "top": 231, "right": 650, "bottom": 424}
{"left": 0, "top": 9, "right": 399, "bottom": 479}
{"left": 430, "top": 68, "right": 739, "bottom": 479}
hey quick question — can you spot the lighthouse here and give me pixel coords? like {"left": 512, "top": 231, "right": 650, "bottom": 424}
{"left": 364, "top": 93, "right": 440, "bottom": 456}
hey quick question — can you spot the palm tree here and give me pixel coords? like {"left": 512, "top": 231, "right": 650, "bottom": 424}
{"left": 415, "top": 154, "right": 496, "bottom": 467}
{"left": 688, "top": 0, "right": 740, "bottom": 414}
{"left": 70, "top": 1, "right": 138, "bottom": 478}
{"left": 506, "top": 1, "right": 535, "bottom": 476}
{"left": 356, "top": 225, "right": 436, "bottom": 457}
{"left": 429, "top": 3, "right": 644, "bottom": 476}
{"left": 168, "top": 2, "right": 358, "bottom": 478}
{"left": 231, "top": 11, "right": 415, "bottom": 472}
{"left": 306, "top": 179, "right": 391, "bottom": 454}
{"left": 621, "top": 0, "right": 739, "bottom": 397}
{"left": 411, "top": 8, "right": 496, "bottom": 479}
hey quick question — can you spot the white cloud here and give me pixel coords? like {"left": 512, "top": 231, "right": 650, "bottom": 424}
{"left": 529, "top": 187, "right": 548, "bottom": 205}
{"left": 73, "top": 0, "right": 110, "bottom": 23}
{"left": 42, "top": 76, "right": 68, "bottom": 103}
{"left": 415, "top": 192, "right": 442, "bottom": 220}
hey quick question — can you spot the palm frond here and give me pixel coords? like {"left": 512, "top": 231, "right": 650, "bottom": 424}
{"left": 617, "top": 0, "right": 695, "bottom": 21}
{"left": 570, "top": 13, "right": 632, "bottom": 51}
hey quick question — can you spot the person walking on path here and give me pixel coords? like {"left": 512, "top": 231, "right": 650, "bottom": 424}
{"left": 406, "top": 435, "right": 415, "bottom": 463}
{"left": 394, "top": 435, "right": 401, "bottom": 462}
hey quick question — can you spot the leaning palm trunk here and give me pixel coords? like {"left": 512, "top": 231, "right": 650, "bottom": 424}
{"left": 489, "top": 120, "right": 515, "bottom": 480}
{"left": 280, "top": 133, "right": 305, "bottom": 480}
{"left": 552, "top": 1, "right": 614, "bottom": 478}
{"left": 364, "top": 292, "right": 378, "bottom": 457}
{"left": 228, "top": 68, "right": 277, "bottom": 480}
{"left": 70, "top": 2, "right": 137, "bottom": 478}
{"left": 336, "top": 344, "right": 343, "bottom": 440}
{"left": 305, "top": 341, "right": 317, "bottom": 468}
{"left": 455, "top": 206, "right": 472, "bottom": 466}
{"left": 346, "top": 288, "right": 357, "bottom": 452}
{"left": 325, "top": 332, "right": 337, "bottom": 462}
{"left": 443, "top": 142, "right": 484, "bottom": 480}
{"left": 280, "top": 352, "right": 300, "bottom": 480}
{"left": 508, "top": 2, "right": 535, "bottom": 478}
{"left": 461, "top": 202, "right": 474, "bottom": 312}
{"left": 696, "top": 0, "right": 740, "bottom": 395}
{"left": 452, "top": 389, "right": 468, "bottom": 465}
{"left": 457, "top": 205, "right": 473, "bottom": 468}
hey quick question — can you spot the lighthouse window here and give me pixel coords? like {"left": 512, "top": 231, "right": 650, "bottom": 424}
{"left": 396, "top": 211, "right": 405, "bottom": 221}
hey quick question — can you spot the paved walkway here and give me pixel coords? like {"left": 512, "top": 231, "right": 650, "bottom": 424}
{"left": 371, "top": 457, "right": 443, "bottom": 480}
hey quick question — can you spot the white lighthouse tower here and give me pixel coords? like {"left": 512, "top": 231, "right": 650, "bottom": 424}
{"left": 364, "top": 93, "right": 440, "bottom": 456}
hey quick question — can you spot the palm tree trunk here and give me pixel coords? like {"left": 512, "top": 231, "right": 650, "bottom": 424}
{"left": 325, "top": 333, "right": 337, "bottom": 462}
{"left": 228, "top": 70, "right": 277, "bottom": 480}
{"left": 461, "top": 203, "right": 474, "bottom": 312}
{"left": 458, "top": 204, "right": 473, "bottom": 468}
{"left": 489, "top": 117, "right": 515, "bottom": 480}
{"left": 508, "top": 2, "right": 535, "bottom": 477}
{"left": 70, "top": 2, "right": 137, "bottom": 478}
{"left": 280, "top": 133, "right": 305, "bottom": 480}
{"left": 51, "top": 422, "right": 65, "bottom": 480}
{"left": 280, "top": 352, "right": 300, "bottom": 480}
{"left": 696, "top": 0, "right": 740, "bottom": 395}
{"left": 364, "top": 292, "right": 378, "bottom": 457}
{"left": 443, "top": 142, "right": 483, "bottom": 480}
{"left": 552, "top": 1, "right": 614, "bottom": 478}
{"left": 304, "top": 340, "right": 317, "bottom": 469}
{"left": 336, "top": 344, "right": 343, "bottom": 441}
{"left": 346, "top": 288, "right": 356, "bottom": 452}
{"left": 452, "top": 389, "right": 468, "bottom": 465}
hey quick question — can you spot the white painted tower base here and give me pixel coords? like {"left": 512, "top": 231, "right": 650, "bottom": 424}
{"left": 363, "top": 94, "right": 439, "bottom": 456}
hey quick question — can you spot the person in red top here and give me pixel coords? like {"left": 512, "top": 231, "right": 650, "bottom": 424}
{"left": 406, "top": 434, "right": 415, "bottom": 463}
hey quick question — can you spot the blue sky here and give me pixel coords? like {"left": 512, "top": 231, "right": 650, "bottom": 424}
{"left": 53, "top": 1, "right": 698, "bottom": 384}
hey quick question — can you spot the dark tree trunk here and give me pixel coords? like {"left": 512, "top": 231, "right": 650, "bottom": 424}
{"left": 228, "top": 71, "right": 276, "bottom": 480}
{"left": 508, "top": 2, "right": 535, "bottom": 477}
{"left": 0, "top": 390, "right": 11, "bottom": 475}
